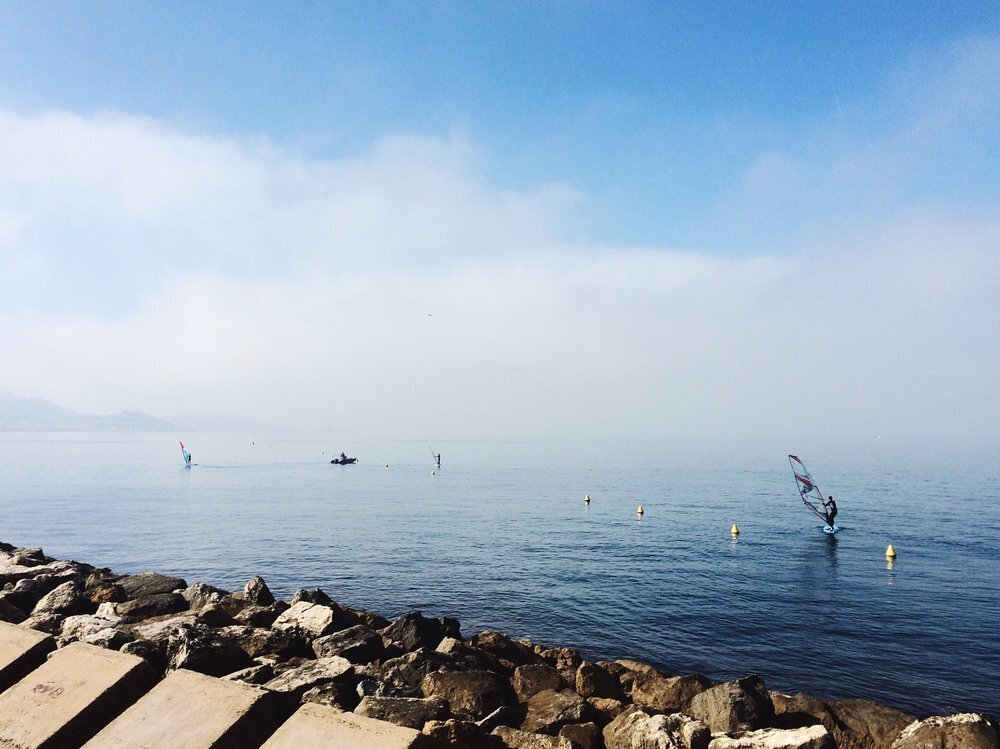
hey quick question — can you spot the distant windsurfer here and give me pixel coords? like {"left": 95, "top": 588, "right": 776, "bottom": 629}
{"left": 823, "top": 496, "right": 838, "bottom": 528}
{"left": 434, "top": 453, "right": 441, "bottom": 468}
{"left": 340, "top": 451, "right": 347, "bottom": 462}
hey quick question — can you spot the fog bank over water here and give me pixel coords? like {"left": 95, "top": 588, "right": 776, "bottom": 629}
{"left": 0, "top": 35, "right": 997, "bottom": 443}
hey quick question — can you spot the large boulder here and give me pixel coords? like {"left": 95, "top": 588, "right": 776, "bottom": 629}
{"left": 380, "top": 611, "right": 462, "bottom": 652}
{"left": 604, "top": 706, "right": 710, "bottom": 749}
{"left": 271, "top": 601, "right": 340, "bottom": 640}
{"left": 690, "top": 676, "right": 775, "bottom": 734}
{"left": 559, "top": 722, "right": 601, "bottom": 749}
{"left": 521, "top": 688, "right": 594, "bottom": 736}
{"left": 422, "top": 669, "right": 517, "bottom": 721}
{"left": 166, "top": 623, "right": 255, "bottom": 677}
{"left": 708, "top": 725, "right": 833, "bottom": 749}
{"left": 221, "top": 625, "right": 307, "bottom": 660}
{"left": 437, "top": 637, "right": 508, "bottom": 673}
{"left": 117, "top": 571, "right": 187, "bottom": 599}
{"left": 472, "top": 631, "right": 542, "bottom": 668}
{"left": 826, "top": 699, "right": 917, "bottom": 749}
{"left": 263, "top": 655, "right": 354, "bottom": 700}
{"left": 313, "top": 624, "right": 384, "bottom": 663}
{"left": 576, "top": 660, "right": 625, "bottom": 700}
{"left": 423, "top": 718, "right": 497, "bottom": 749}
{"left": 632, "top": 672, "right": 714, "bottom": 713}
{"left": 536, "top": 646, "right": 583, "bottom": 683}
{"left": 115, "top": 592, "right": 189, "bottom": 621}
{"left": 379, "top": 648, "right": 460, "bottom": 693}
{"left": 354, "top": 695, "right": 450, "bottom": 729}
{"left": 492, "top": 726, "right": 574, "bottom": 748}
{"left": 243, "top": 575, "right": 275, "bottom": 605}
{"left": 513, "top": 664, "right": 566, "bottom": 702}
{"left": 31, "top": 580, "right": 95, "bottom": 617}
{"left": 59, "top": 612, "right": 125, "bottom": 646}
{"left": 891, "top": 713, "right": 999, "bottom": 749}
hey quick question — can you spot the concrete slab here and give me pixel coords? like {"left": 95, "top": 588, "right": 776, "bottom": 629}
{"left": 261, "top": 702, "right": 429, "bottom": 749}
{"left": 0, "top": 621, "right": 56, "bottom": 693}
{"left": 0, "top": 641, "right": 155, "bottom": 748}
{"left": 83, "top": 668, "right": 280, "bottom": 749}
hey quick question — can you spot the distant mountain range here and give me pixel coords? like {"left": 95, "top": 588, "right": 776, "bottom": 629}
{"left": 0, "top": 393, "right": 290, "bottom": 432}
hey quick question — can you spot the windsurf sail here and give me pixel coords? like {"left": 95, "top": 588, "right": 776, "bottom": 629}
{"left": 179, "top": 441, "right": 191, "bottom": 466}
{"left": 789, "top": 454, "right": 827, "bottom": 521}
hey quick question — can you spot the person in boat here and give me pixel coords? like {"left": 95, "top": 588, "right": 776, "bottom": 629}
{"left": 339, "top": 452, "right": 347, "bottom": 462}
{"left": 823, "top": 496, "right": 838, "bottom": 528}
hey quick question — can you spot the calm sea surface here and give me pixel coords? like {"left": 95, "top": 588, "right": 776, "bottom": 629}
{"left": 1, "top": 432, "right": 997, "bottom": 717}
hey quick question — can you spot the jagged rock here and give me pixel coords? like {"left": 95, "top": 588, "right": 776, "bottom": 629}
{"left": 81, "top": 627, "right": 133, "bottom": 651}
{"left": 115, "top": 592, "right": 189, "bottom": 620}
{"left": 381, "top": 611, "right": 462, "bottom": 652}
{"left": 313, "top": 623, "right": 385, "bottom": 662}
{"left": 473, "top": 631, "right": 542, "bottom": 668}
{"left": 604, "top": 706, "right": 710, "bottom": 749}
{"left": 380, "top": 648, "right": 459, "bottom": 693}
{"left": 560, "top": 721, "right": 600, "bottom": 749}
{"left": 357, "top": 678, "right": 413, "bottom": 699}
{"left": 221, "top": 625, "right": 307, "bottom": 660}
{"left": 513, "top": 664, "right": 566, "bottom": 702}
{"left": 125, "top": 612, "right": 199, "bottom": 645}
{"left": 197, "top": 602, "right": 236, "bottom": 627}
{"left": 355, "top": 695, "right": 450, "bottom": 729}
{"left": 290, "top": 587, "right": 333, "bottom": 605}
{"left": 19, "top": 612, "right": 63, "bottom": 633}
{"left": 222, "top": 663, "right": 275, "bottom": 685}
{"left": 891, "top": 713, "right": 999, "bottom": 749}
{"left": 264, "top": 655, "right": 354, "bottom": 700}
{"left": 492, "top": 725, "right": 574, "bottom": 748}
{"left": 31, "top": 580, "right": 94, "bottom": 617}
{"left": 521, "top": 688, "right": 594, "bottom": 735}
{"left": 689, "top": 676, "right": 775, "bottom": 734}
{"left": 537, "top": 646, "right": 583, "bottom": 683}
{"left": 423, "top": 718, "right": 497, "bottom": 749}
{"left": 232, "top": 603, "right": 286, "bottom": 628}
{"left": 437, "top": 636, "right": 508, "bottom": 673}
{"left": 7, "top": 570, "right": 80, "bottom": 612}
{"left": 244, "top": 575, "right": 275, "bottom": 606}
{"left": 59, "top": 612, "right": 124, "bottom": 645}
{"left": 826, "top": 699, "right": 917, "bottom": 749}
{"left": 121, "top": 638, "right": 168, "bottom": 675}
{"left": 632, "top": 672, "right": 714, "bottom": 713}
{"left": 588, "top": 696, "right": 628, "bottom": 725}
{"left": 166, "top": 623, "right": 255, "bottom": 677}
{"left": 302, "top": 682, "right": 359, "bottom": 710}
{"left": 577, "top": 660, "right": 625, "bottom": 700}
{"left": 117, "top": 571, "right": 187, "bottom": 599}
{"left": 349, "top": 607, "right": 390, "bottom": 630}
{"left": 422, "top": 669, "right": 518, "bottom": 721}
{"left": 181, "top": 582, "right": 232, "bottom": 612}
{"left": 86, "top": 582, "right": 127, "bottom": 605}
{"left": 708, "top": 725, "right": 833, "bottom": 749}
{"left": 271, "top": 600, "right": 341, "bottom": 639}
{"left": 0, "top": 556, "right": 75, "bottom": 587}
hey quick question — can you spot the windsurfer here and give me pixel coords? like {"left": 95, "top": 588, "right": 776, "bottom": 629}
{"left": 340, "top": 452, "right": 347, "bottom": 462}
{"left": 823, "top": 496, "right": 838, "bottom": 528}
{"left": 435, "top": 453, "right": 441, "bottom": 468}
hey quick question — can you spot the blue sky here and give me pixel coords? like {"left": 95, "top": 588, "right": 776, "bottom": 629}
{"left": 0, "top": 3, "right": 998, "bottom": 440}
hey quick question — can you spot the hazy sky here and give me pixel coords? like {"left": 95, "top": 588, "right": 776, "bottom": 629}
{"left": 0, "top": 3, "right": 997, "bottom": 441}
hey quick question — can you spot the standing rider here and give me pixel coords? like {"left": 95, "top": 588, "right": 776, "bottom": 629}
{"left": 823, "top": 496, "right": 838, "bottom": 528}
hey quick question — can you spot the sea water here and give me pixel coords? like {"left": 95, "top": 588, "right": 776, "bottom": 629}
{"left": 1, "top": 432, "right": 997, "bottom": 717}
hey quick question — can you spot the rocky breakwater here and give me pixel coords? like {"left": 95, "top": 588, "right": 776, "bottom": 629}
{"left": 1, "top": 541, "right": 997, "bottom": 749}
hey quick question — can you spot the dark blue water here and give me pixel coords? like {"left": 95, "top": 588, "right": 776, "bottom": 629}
{"left": 1, "top": 432, "right": 997, "bottom": 718}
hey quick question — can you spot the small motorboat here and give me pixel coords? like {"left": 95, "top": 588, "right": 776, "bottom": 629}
{"left": 330, "top": 456, "right": 357, "bottom": 465}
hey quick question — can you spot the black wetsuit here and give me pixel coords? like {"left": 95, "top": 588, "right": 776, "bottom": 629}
{"left": 825, "top": 499, "right": 838, "bottom": 527}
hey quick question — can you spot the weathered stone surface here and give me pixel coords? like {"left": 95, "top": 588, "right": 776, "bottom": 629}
{"left": 223, "top": 663, "right": 276, "bottom": 685}
{"left": 381, "top": 610, "right": 462, "bottom": 652}
{"left": 290, "top": 587, "right": 334, "bottom": 605}
{"left": 20, "top": 611, "right": 64, "bottom": 634}
{"left": 222, "top": 624, "right": 307, "bottom": 660}
{"left": 234, "top": 603, "right": 287, "bottom": 628}
{"left": 302, "top": 680, "right": 359, "bottom": 710}
{"left": 478, "top": 705, "right": 521, "bottom": 732}
{"left": 473, "top": 630, "right": 543, "bottom": 668}
{"left": 271, "top": 600, "right": 340, "bottom": 639}
{"left": 537, "top": 646, "right": 583, "bottom": 683}
{"left": 355, "top": 695, "right": 450, "bottom": 729}
{"left": 588, "top": 696, "right": 629, "bottom": 725}
{"left": 422, "top": 669, "right": 517, "bottom": 721}
{"left": 117, "top": 571, "right": 187, "bottom": 599}
{"left": 521, "top": 688, "right": 593, "bottom": 735}
{"left": 577, "top": 660, "right": 625, "bottom": 700}
{"left": 437, "top": 636, "right": 508, "bottom": 673}
{"left": 632, "top": 672, "right": 714, "bottom": 713}
{"left": 690, "top": 675, "right": 776, "bottom": 734}
{"left": 58, "top": 612, "right": 123, "bottom": 645}
{"left": 264, "top": 655, "right": 354, "bottom": 699}
{"left": 513, "top": 663, "right": 566, "bottom": 702}
{"left": 260, "top": 702, "right": 427, "bottom": 749}
{"left": 125, "top": 612, "right": 199, "bottom": 644}
{"left": 493, "top": 725, "right": 574, "bottom": 748}
{"left": 604, "top": 706, "right": 711, "bottom": 749}
{"left": 197, "top": 601, "right": 237, "bottom": 627}
{"left": 181, "top": 581, "right": 232, "bottom": 611}
{"left": 32, "top": 580, "right": 95, "bottom": 617}
{"left": 708, "top": 725, "right": 833, "bottom": 749}
{"left": 166, "top": 623, "right": 255, "bottom": 677}
{"left": 424, "top": 718, "right": 498, "bottom": 749}
{"left": 115, "top": 591, "right": 189, "bottom": 620}
{"left": 891, "top": 713, "right": 999, "bottom": 749}
{"left": 245, "top": 575, "right": 276, "bottom": 606}
{"left": 313, "top": 623, "right": 385, "bottom": 662}
{"left": 381, "top": 648, "right": 459, "bottom": 693}
{"left": 86, "top": 582, "right": 127, "bottom": 605}
{"left": 826, "top": 698, "right": 918, "bottom": 749}
{"left": 560, "top": 721, "right": 600, "bottom": 749}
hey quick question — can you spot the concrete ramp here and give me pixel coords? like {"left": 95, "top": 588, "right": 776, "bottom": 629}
{"left": 83, "top": 668, "right": 281, "bottom": 749}
{"left": 0, "top": 621, "right": 56, "bottom": 693}
{"left": 0, "top": 641, "right": 155, "bottom": 748}
{"left": 261, "top": 702, "right": 428, "bottom": 748}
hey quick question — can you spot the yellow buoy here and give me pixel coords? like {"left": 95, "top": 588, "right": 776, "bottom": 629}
{"left": 731, "top": 524, "right": 740, "bottom": 536}
{"left": 886, "top": 544, "right": 897, "bottom": 558}
{"left": 584, "top": 494, "right": 591, "bottom": 504}
{"left": 637, "top": 504, "right": 644, "bottom": 515}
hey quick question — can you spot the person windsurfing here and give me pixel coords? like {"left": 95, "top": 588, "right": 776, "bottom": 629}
{"left": 823, "top": 496, "right": 838, "bottom": 529}
{"left": 180, "top": 441, "right": 192, "bottom": 467}
{"left": 434, "top": 452, "right": 441, "bottom": 468}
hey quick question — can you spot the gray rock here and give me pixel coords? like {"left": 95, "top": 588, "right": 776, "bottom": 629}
{"left": 632, "top": 672, "right": 714, "bottom": 713}
{"left": 233, "top": 602, "right": 287, "bottom": 628}
{"left": 181, "top": 582, "right": 232, "bottom": 612}
{"left": 117, "top": 571, "right": 187, "bottom": 599}
{"left": 355, "top": 695, "right": 450, "bottom": 729}
{"left": 271, "top": 601, "right": 339, "bottom": 639}
{"left": 115, "top": 592, "right": 189, "bottom": 621}
{"left": 472, "top": 630, "right": 542, "bottom": 668}
{"left": 31, "top": 580, "right": 94, "bottom": 617}
{"left": 513, "top": 664, "right": 566, "bottom": 702}
{"left": 891, "top": 713, "right": 999, "bottom": 749}
{"left": 422, "top": 669, "right": 517, "bottom": 721}
{"left": 290, "top": 587, "right": 333, "bottom": 605}
{"left": 521, "top": 688, "right": 593, "bottom": 736}
{"left": 58, "top": 612, "right": 125, "bottom": 645}
{"left": 708, "top": 725, "right": 833, "bottom": 749}
{"left": 197, "top": 602, "right": 236, "bottom": 627}
{"left": 689, "top": 675, "right": 775, "bottom": 734}
{"left": 379, "top": 648, "right": 458, "bottom": 693}
{"left": 222, "top": 663, "right": 275, "bottom": 685}
{"left": 313, "top": 624, "right": 384, "bottom": 663}
{"left": 492, "top": 725, "right": 574, "bottom": 748}
{"left": 166, "top": 623, "right": 255, "bottom": 677}
{"left": 243, "top": 575, "right": 275, "bottom": 606}
{"left": 263, "top": 655, "right": 354, "bottom": 699}
{"left": 380, "top": 610, "right": 462, "bottom": 652}
{"left": 604, "top": 706, "right": 710, "bottom": 749}
{"left": 81, "top": 627, "right": 134, "bottom": 651}
{"left": 302, "top": 682, "right": 359, "bottom": 710}
{"left": 221, "top": 624, "right": 307, "bottom": 660}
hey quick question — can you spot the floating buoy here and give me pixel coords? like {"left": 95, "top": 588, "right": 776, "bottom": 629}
{"left": 584, "top": 494, "right": 590, "bottom": 504}
{"left": 637, "top": 505, "right": 644, "bottom": 516}
{"left": 384, "top": 463, "right": 389, "bottom": 468}
{"left": 731, "top": 524, "right": 740, "bottom": 536}
{"left": 431, "top": 470, "right": 436, "bottom": 476}
{"left": 885, "top": 544, "right": 897, "bottom": 559}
